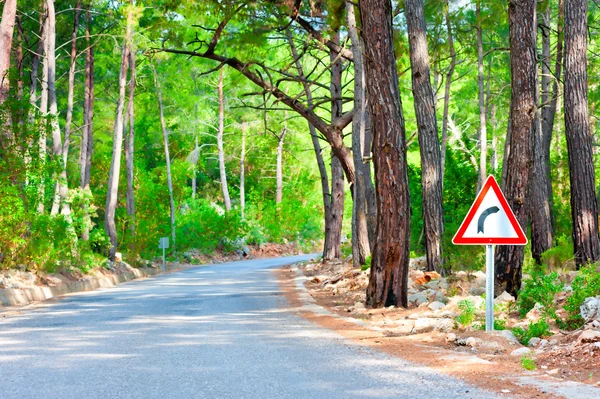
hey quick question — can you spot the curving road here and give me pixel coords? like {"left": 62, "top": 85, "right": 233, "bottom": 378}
{"left": 0, "top": 255, "right": 502, "bottom": 399}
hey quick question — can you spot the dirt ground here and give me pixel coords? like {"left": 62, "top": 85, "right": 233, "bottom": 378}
{"left": 275, "top": 260, "right": 600, "bottom": 398}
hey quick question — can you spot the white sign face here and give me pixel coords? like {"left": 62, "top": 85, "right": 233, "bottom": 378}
{"left": 159, "top": 237, "right": 169, "bottom": 249}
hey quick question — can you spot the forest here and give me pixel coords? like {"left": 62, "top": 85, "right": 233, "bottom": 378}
{"left": 1, "top": 0, "right": 600, "bottom": 311}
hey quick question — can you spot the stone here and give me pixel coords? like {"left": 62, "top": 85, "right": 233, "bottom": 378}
{"left": 433, "top": 291, "right": 448, "bottom": 303}
{"left": 428, "top": 301, "right": 446, "bottom": 311}
{"left": 445, "top": 333, "right": 457, "bottom": 343}
{"left": 510, "top": 347, "right": 532, "bottom": 357}
{"left": 434, "top": 319, "right": 455, "bottom": 333}
{"left": 408, "top": 293, "right": 429, "bottom": 307}
{"left": 354, "top": 301, "right": 366, "bottom": 309}
{"left": 473, "top": 271, "right": 487, "bottom": 288}
{"left": 409, "top": 256, "right": 428, "bottom": 270}
{"left": 526, "top": 303, "right": 545, "bottom": 323}
{"left": 115, "top": 252, "right": 123, "bottom": 262}
{"left": 469, "top": 286, "right": 486, "bottom": 296}
{"left": 494, "top": 291, "right": 516, "bottom": 305}
{"left": 528, "top": 337, "right": 541, "bottom": 347}
{"left": 547, "top": 368, "right": 560, "bottom": 375}
{"left": 414, "top": 318, "right": 437, "bottom": 334}
{"left": 578, "top": 329, "right": 600, "bottom": 344}
{"left": 580, "top": 296, "right": 600, "bottom": 322}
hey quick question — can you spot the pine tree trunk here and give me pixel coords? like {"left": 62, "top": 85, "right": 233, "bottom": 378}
{"left": 37, "top": 7, "right": 49, "bottom": 214}
{"left": 441, "top": 0, "right": 456, "bottom": 184}
{"left": 476, "top": 0, "right": 487, "bottom": 190}
{"left": 153, "top": 64, "right": 176, "bottom": 250}
{"left": 125, "top": 39, "right": 136, "bottom": 246}
{"left": 105, "top": 12, "right": 131, "bottom": 260}
{"left": 240, "top": 122, "right": 246, "bottom": 218}
{"left": 347, "top": 2, "right": 372, "bottom": 267}
{"left": 324, "top": 154, "right": 344, "bottom": 261}
{"left": 564, "top": 0, "right": 600, "bottom": 267}
{"left": 0, "top": 0, "right": 17, "bottom": 104}
{"left": 80, "top": 6, "right": 94, "bottom": 241}
{"left": 217, "top": 68, "right": 231, "bottom": 211}
{"left": 405, "top": 0, "right": 444, "bottom": 273}
{"left": 361, "top": 0, "right": 411, "bottom": 308}
{"left": 495, "top": 0, "right": 537, "bottom": 297}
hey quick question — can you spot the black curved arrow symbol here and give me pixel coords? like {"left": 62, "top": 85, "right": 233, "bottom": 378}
{"left": 477, "top": 206, "right": 500, "bottom": 234}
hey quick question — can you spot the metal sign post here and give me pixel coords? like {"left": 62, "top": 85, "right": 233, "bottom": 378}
{"left": 453, "top": 176, "right": 527, "bottom": 333}
{"left": 159, "top": 237, "right": 169, "bottom": 272}
{"left": 485, "top": 245, "right": 494, "bottom": 331}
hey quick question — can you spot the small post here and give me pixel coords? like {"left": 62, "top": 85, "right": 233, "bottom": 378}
{"left": 162, "top": 246, "right": 166, "bottom": 271}
{"left": 485, "top": 244, "right": 494, "bottom": 331}
{"left": 159, "top": 237, "right": 169, "bottom": 272}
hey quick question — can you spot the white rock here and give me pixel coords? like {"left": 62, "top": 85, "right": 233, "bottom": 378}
{"left": 580, "top": 296, "right": 600, "bottom": 322}
{"left": 473, "top": 271, "right": 486, "bottom": 288}
{"left": 510, "top": 347, "right": 532, "bottom": 357}
{"left": 469, "top": 286, "right": 486, "bottom": 296}
{"left": 494, "top": 291, "right": 516, "bottom": 305}
{"left": 528, "top": 337, "right": 541, "bottom": 347}
{"left": 414, "top": 318, "right": 435, "bottom": 334}
{"left": 428, "top": 301, "right": 446, "bottom": 311}
{"left": 408, "top": 293, "right": 429, "bottom": 306}
{"left": 526, "top": 303, "right": 544, "bottom": 323}
{"left": 445, "top": 333, "right": 457, "bottom": 343}
{"left": 578, "top": 329, "right": 600, "bottom": 343}
{"left": 115, "top": 252, "right": 123, "bottom": 262}
{"left": 354, "top": 301, "right": 365, "bottom": 309}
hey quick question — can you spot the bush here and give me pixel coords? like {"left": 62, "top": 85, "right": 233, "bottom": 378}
{"left": 563, "top": 264, "right": 600, "bottom": 329}
{"left": 516, "top": 270, "right": 563, "bottom": 318}
{"left": 512, "top": 320, "right": 551, "bottom": 346}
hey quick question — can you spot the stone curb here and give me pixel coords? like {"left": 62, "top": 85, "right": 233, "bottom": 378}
{"left": 0, "top": 266, "right": 171, "bottom": 308}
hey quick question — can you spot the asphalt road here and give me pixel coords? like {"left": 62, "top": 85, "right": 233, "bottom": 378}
{"left": 0, "top": 255, "right": 503, "bottom": 399}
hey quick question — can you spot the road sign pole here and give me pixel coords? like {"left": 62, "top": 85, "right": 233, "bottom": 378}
{"left": 162, "top": 247, "right": 166, "bottom": 271}
{"left": 485, "top": 244, "right": 494, "bottom": 331}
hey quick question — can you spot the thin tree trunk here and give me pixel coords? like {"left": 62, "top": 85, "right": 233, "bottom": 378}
{"left": 80, "top": 6, "right": 94, "bottom": 241}
{"left": 105, "top": 10, "right": 131, "bottom": 260}
{"left": 564, "top": 0, "right": 600, "bottom": 267}
{"left": 217, "top": 68, "right": 231, "bottom": 211}
{"left": 240, "top": 122, "right": 246, "bottom": 218}
{"left": 37, "top": 8, "right": 49, "bottom": 214}
{"left": 346, "top": 1, "right": 372, "bottom": 267}
{"left": 476, "top": 0, "right": 487, "bottom": 190}
{"left": 441, "top": 0, "right": 456, "bottom": 185}
{"left": 192, "top": 104, "right": 198, "bottom": 200}
{"left": 125, "top": 37, "right": 136, "bottom": 246}
{"left": 495, "top": 0, "right": 537, "bottom": 297}
{"left": 362, "top": 0, "right": 411, "bottom": 308}
{"left": 27, "top": 8, "right": 45, "bottom": 124}
{"left": 275, "top": 124, "right": 286, "bottom": 205}
{"left": 405, "top": 0, "right": 444, "bottom": 273}
{"left": 530, "top": 3, "right": 556, "bottom": 264}
{"left": 153, "top": 64, "right": 176, "bottom": 250}
{"left": 0, "top": 0, "right": 17, "bottom": 104}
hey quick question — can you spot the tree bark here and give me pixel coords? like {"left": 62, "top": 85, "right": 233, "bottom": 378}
{"left": 240, "top": 121, "right": 246, "bottom": 218}
{"left": 0, "top": 0, "right": 17, "bottom": 104}
{"left": 361, "top": 0, "right": 411, "bottom": 308}
{"left": 37, "top": 6, "right": 49, "bottom": 214}
{"left": 80, "top": 6, "right": 94, "bottom": 241}
{"left": 105, "top": 11, "right": 131, "bottom": 260}
{"left": 217, "top": 68, "right": 231, "bottom": 211}
{"left": 405, "top": 0, "right": 444, "bottom": 273}
{"left": 153, "top": 63, "right": 176, "bottom": 250}
{"left": 564, "top": 0, "right": 600, "bottom": 267}
{"left": 346, "top": 1, "right": 373, "bottom": 267}
{"left": 495, "top": 0, "right": 537, "bottom": 297}
{"left": 125, "top": 35, "right": 136, "bottom": 246}
{"left": 476, "top": 0, "right": 487, "bottom": 190}
{"left": 440, "top": 0, "right": 456, "bottom": 185}
{"left": 275, "top": 124, "right": 286, "bottom": 205}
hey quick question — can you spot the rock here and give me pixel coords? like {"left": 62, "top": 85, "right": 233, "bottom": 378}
{"left": 115, "top": 252, "right": 123, "bottom": 262}
{"left": 428, "top": 301, "right": 446, "bottom": 311}
{"left": 578, "top": 329, "right": 600, "bottom": 343}
{"left": 473, "top": 271, "right": 487, "bottom": 288}
{"left": 494, "top": 291, "right": 516, "bottom": 305}
{"left": 526, "top": 303, "right": 545, "bottom": 323}
{"left": 410, "top": 256, "right": 428, "bottom": 270}
{"left": 538, "top": 339, "right": 549, "bottom": 348}
{"left": 414, "top": 318, "right": 435, "bottom": 334}
{"left": 433, "top": 291, "right": 448, "bottom": 303}
{"left": 434, "top": 319, "right": 455, "bottom": 332}
{"left": 547, "top": 368, "right": 560, "bottom": 375}
{"left": 446, "top": 333, "right": 457, "bottom": 343}
{"left": 580, "top": 296, "right": 600, "bottom": 322}
{"left": 465, "top": 337, "right": 483, "bottom": 348}
{"left": 354, "top": 301, "right": 365, "bottom": 309}
{"left": 408, "top": 293, "right": 429, "bottom": 307}
{"left": 528, "top": 337, "right": 541, "bottom": 347}
{"left": 510, "top": 347, "right": 532, "bottom": 357}
{"left": 469, "top": 286, "right": 486, "bottom": 296}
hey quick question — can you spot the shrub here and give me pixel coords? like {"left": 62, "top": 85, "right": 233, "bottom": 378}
{"left": 563, "top": 264, "right": 600, "bottom": 329}
{"left": 516, "top": 270, "right": 563, "bottom": 318}
{"left": 512, "top": 320, "right": 551, "bottom": 346}
{"left": 456, "top": 299, "right": 477, "bottom": 327}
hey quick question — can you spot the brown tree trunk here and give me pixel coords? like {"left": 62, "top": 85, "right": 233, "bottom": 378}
{"left": 105, "top": 10, "right": 131, "bottom": 260}
{"left": 361, "top": 0, "right": 411, "bottom": 308}
{"left": 441, "top": 0, "right": 456, "bottom": 185}
{"left": 0, "top": 0, "right": 17, "bottom": 104}
{"left": 495, "top": 0, "right": 537, "bottom": 297}
{"left": 346, "top": 1, "right": 372, "bottom": 267}
{"left": 217, "top": 68, "right": 231, "bottom": 211}
{"left": 80, "top": 6, "right": 94, "bottom": 241}
{"left": 153, "top": 63, "right": 176, "bottom": 250}
{"left": 564, "top": 0, "right": 600, "bottom": 267}
{"left": 476, "top": 0, "right": 487, "bottom": 190}
{"left": 125, "top": 37, "right": 136, "bottom": 246}
{"left": 405, "top": 0, "right": 444, "bottom": 273}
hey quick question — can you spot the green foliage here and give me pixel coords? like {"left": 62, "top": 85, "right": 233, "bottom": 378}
{"left": 521, "top": 353, "right": 537, "bottom": 371}
{"left": 516, "top": 271, "right": 563, "bottom": 318}
{"left": 361, "top": 255, "right": 372, "bottom": 271}
{"left": 512, "top": 320, "right": 551, "bottom": 346}
{"left": 456, "top": 299, "right": 477, "bottom": 327}
{"left": 563, "top": 264, "right": 600, "bottom": 329}
{"left": 540, "top": 235, "right": 574, "bottom": 271}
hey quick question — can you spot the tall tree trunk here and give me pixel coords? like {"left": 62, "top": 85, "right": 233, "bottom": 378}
{"left": 27, "top": 7, "right": 45, "bottom": 124}
{"left": 441, "top": 0, "right": 456, "bottom": 184}
{"left": 125, "top": 37, "right": 136, "bottom": 247}
{"left": 153, "top": 64, "right": 176, "bottom": 250}
{"left": 476, "top": 0, "right": 487, "bottom": 190}
{"left": 0, "top": 0, "right": 17, "bottom": 104}
{"left": 286, "top": 29, "right": 334, "bottom": 259}
{"left": 564, "top": 0, "right": 600, "bottom": 267}
{"left": 80, "top": 6, "right": 94, "bottom": 241}
{"left": 347, "top": 1, "right": 373, "bottom": 266}
{"left": 105, "top": 10, "right": 131, "bottom": 260}
{"left": 275, "top": 124, "right": 286, "bottom": 205}
{"left": 362, "top": 0, "right": 411, "bottom": 308}
{"left": 37, "top": 7, "right": 49, "bottom": 214}
{"left": 495, "top": 0, "right": 537, "bottom": 297}
{"left": 240, "top": 121, "right": 246, "bottom": 218}
{"left": 192, "top": 104, "right": 198, "bottom": 200}
{"left": 217, "top": 68, "right": 231, "bottom": 211}
{"left": 405, "top": 0, "right": 444, "bottom": 273}
{"left": 530, "top": 3, "right": 558, "bottom": 264}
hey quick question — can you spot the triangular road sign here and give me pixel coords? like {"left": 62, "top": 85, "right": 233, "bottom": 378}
{"left": 452, "top": 175, "right": 527, "bottom": 245}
